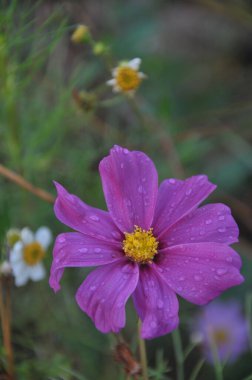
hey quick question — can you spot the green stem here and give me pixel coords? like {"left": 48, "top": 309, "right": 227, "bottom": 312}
{"left": 172, "top": 328, "right": 184, "bottom": 380}
{"left": 138, "top": 320, "right": 149, "bottom": 380}
{"left": 209, "top": 337, "right": 223, "bottom": 380}
{"left": 188, "top": 359, "right": 205, "bottom": 380}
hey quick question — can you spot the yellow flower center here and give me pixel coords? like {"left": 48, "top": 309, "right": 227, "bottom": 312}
{"left": 123, "top": 226, "right": 158, "bottom": 263}
{"left": 23, "top": 242, "right": 45, "bottom": 266}
{"left": 212, "top": 329, "right": 229, "bottom": 345}
{"left": 116, "top": 67, "right": 141, "bottom": 92}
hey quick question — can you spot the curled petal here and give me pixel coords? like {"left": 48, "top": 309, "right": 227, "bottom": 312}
{"left": 53, "top": 181, "right": 122, "bottom": 243}
{"left": 49, "top": 232, "right": 123, "bottom": 292}
{"left": 153, "top": 176, "right": 216, "bottom": 239}
{"left": 157, "top": 243, "right": 244, "bottom": 305}
{"left": 161, "top": 204, "right": 239, "bottom": 247}
{"left": 99, "top": 145, "right": 158, "bottom": 232}
{"left": 76, "top": 260, "right": 139, "bottom": 333}
{"left": 133, "top": 265, "right": 179, "bottom": 339}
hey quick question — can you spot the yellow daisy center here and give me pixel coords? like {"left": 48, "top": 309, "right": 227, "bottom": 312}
{"left": 123, "top": 226, "right": 158, "bottom": 263}
{"left": 116, "top": 66, "right": 141, "bottom": 92}
{"left": 23, "top": 242, "right": 45, "bottom": 266}
{"left": 212, "top": 329, "right": 229, "bottom": 345}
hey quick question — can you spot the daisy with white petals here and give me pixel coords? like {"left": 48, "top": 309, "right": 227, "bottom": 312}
{"left": 107, "top": 58, "right": 146, "bottom": 95}
{"left": 10, "top": 227, "right": 52, "bottom": 286}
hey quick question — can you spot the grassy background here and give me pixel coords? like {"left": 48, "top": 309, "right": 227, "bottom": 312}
{"left": 0, "top": 1, "right": 252, "bottom": 379}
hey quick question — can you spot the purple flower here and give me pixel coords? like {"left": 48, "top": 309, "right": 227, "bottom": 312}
{"left": 49, "top": 145, "right": 243, "bottom": 339}
{"left": 192, "top": 301, "right": 248, "bottom": 363}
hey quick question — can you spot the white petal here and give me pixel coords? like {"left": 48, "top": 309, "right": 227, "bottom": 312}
{"left": 35, "top": 227, "right": 52, "bottom": 250}
{"left": 106, "top": 78, "right": 116, "bottom": 86}
{"left": 29, "top": 263, "right": 46, "bottom": 281}
{"left": 112, "top": 68, "right": 118, "bottom": 77}
{"left": 14, "top": 266, "right": 30, "bottom": 287}
{"left": 128, "top": 58, "right": 141, "bottom": 70}
{"left": 12, "top": 261, "right": 26, "bottom": 277}
{"left": 10, "top": 242, "right": 23, "bottom": 263}
{"left": 21, "top": 228, "right": 34, "bottom": 245}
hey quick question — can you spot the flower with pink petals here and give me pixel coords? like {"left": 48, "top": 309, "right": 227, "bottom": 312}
{"left": 50, "top": 145, "right": 243, "bottom": 339}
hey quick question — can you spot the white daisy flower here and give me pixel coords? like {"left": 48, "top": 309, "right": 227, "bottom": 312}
{"left": 10, "top": 227, "right": 52, "bottom": 287}
{"left": 107, "top": 58, "right": 146, "bottom": 95}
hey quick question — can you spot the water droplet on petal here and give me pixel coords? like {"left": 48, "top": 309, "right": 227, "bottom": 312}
{"left": 151, "top": 321, "right": 157, "bottom": 329}
{"left": 79, "top": 247, "right": 88, "bottom": 253}
{"left": 205, "top": 219, "right": 212, "bottom": 225}
{"left": 218, "top": 215, "right": 225, "bottom": 221}
{"left": 58, "top": 236, "right": 66, "bottom": 243}
{"left": 218, "top": 227, "right": 226, "bottom": 233}
{"left": 138, "top": 185, "right": 143, "bottom": 194}
{"left": 217, "top": 268, "right": 227, "bottom": 275}
{"left": 157, "top": 300, "right": 164, "bottom": 309}
{"left": 186, "top": 188, "right": 192, "bottom": 196}
{"left": 226, "top": 257, "right": 233, "bottom": 263}
{"left": 194, "top": 275, "right": 202, "bottom": 281}
{"left": 90, "top": 285, "right": 96, "bottom": 291}
{"left": 90, "top": 215, "right": 100, "bottom": 222}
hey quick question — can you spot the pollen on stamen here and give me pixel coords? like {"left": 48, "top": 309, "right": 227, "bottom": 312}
{"left": 122, "top": 226, "right": 158, "bottom": 264}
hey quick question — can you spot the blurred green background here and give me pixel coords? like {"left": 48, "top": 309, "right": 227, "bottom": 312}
{"left": 0, "top": 0, "right": 252, "bottom": 379}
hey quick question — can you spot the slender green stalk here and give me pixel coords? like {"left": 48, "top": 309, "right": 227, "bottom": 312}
{"left": 209, "top": 336, "right": 223, "bottom": 380}
{"left": 172, "top": 328, "right": 184, "bottom": 380}
{"left": 188, "top": 359, "right": 205, "bottom": 380}
{"left": 138, "top": 320, "right": 149, "bottom": 380}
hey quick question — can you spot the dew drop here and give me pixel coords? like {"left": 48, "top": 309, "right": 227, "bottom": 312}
{"left": 218, "top": 215, "right": 225, "bottom": 221}
{"left": 79, "top": 247, "right": 88, "bottom": 253}
{"left": 138, "top": 185, "right": 143, "bottom": 194}
{"left": 151, "top": 321, "right": 157, "bottom": 329}
{"left": 186, "top": 188, "right": 192, "bottom": 196}
{"left": 90, "top": 215, "right": 100, "bottom": 222}
{"left": 112, "top": 231, "right": 121, "bottom": 240}
{"left": 58, "top": 236, "right": 66, "bottom": 243}
{"left": 157, "top": 300, "right": 164, "bottom": 309}
{"left": 90, "top": 285, "right": 96, "bottom": 291}
{"left": 205, "top": 219, "right": 212, "bottom": 225}
{"left": 194, "top": 275, "right": 202, "bottom": 281}
{"left": 217, "top": 268, "right": 227, "bottom": 275}
{"left": 218, "top": 228, "right": 226, "bottom": 233}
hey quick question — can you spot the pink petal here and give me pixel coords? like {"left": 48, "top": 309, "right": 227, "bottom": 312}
{"left": 53, "top": 182, "right": 123, "bottom": 242}
{"left": 156, "top": 243, "right": 244, "bottom": 305}
{"left": 133, "top": 265, "right": 179, "bottom": 339}
{"left": 49, "top": 232, "right": 123, "bottom": 292}
{"left": 153, "top": 176, "right": 216, "bottom": 239}
{"left": 99, "top": 145, "right": 158, "bottom": 232}
{"left": 161, "top": 204, "right": 239, "bottom": 247}
{"left": 76, "top": 261, "right": 139, "bottom": 333}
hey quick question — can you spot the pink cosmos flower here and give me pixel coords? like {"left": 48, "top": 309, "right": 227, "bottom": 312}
{"left": 49, "top": 145, "right": 243, "bottom": 339}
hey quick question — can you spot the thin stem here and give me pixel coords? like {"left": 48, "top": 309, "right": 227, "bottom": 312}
{"left": 138, "top": 320, "right": 148, "bottom": 380}
{"left": 0, "top": 163, "right": 54, "bottom": 204}
{"left": 128, "top": 97, "right": 185, "bottom": 178}
{"left": 209, "top": 336, "right": 223, "bottom": 380}
{"left": 172, "top": 328, "right": 184, "bottom": 380}
{"left": 188, "top": 359, "right": 205, "bottom": 380}
{"left": 245, "top": 293, "right": 252, "bottom": 361}
{"left": 0, "top": 277, "right": 15, "bottom": 379}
